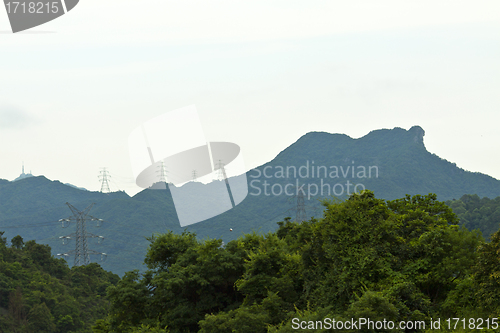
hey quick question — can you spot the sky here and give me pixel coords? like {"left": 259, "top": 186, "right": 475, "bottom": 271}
{"left": 0, "top": 0, "right": 499, "bottom": 196}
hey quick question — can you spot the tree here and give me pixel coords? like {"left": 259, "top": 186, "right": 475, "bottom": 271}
{"left": 11, "top": 235, "right": 24, "bottom": 250}
{"left": 0, "top": 231, "right": 6, "bottom": 247}
{"left": 27, "top": 302, "right": 57, "bottom": 333}
{"left": 470, "top": 228, "right": 500, "bottom": 314}
{"left": 100, "top": 191, "right": 486, "bottom": 333}
{"left": 0, "top": 237, "right": 118, "bottom": 333}
{"left": 344, "top": 290, "right": 400, "bottom": 333}
{"left": 104, "top": 270, "right": 151, "bottom": 332}
{"left": 8, "top": 287, "right": 27, "bottom": 332}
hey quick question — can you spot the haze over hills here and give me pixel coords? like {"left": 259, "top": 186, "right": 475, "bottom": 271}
{"left": 1, "top": 125, "right": 500, "bottom": 276}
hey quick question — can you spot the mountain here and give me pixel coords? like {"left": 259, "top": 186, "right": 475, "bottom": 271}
{"left": 64, "top": 183, "right": 88, "bottom": 191}
{"left": 1, "top": 125, "right": 500, "bottom": 276}
{"left": 264, "top": 125, "right": 500, "bottom": 200}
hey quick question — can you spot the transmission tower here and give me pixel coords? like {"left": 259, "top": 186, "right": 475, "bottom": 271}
{"left": 192, "top": 170, "right": 197, "bottom": 182}
{"left": 216, "top": 160, "right": 235, "bottom": 207}
{"left": 98, "top": 167, "right": 111, "bottom": 193}
{"left": 157, "top": 161, "right": 168, "bottom": 183}
{"left": 216, "top": 160, "right": 227, "bottom": 181}
{"left": 283, "top": 182, "right": 314, "bottom": 223}
{"left": 57, "top": 203, "right": 106, "bottom": 266}
{"left": 295, "top": 188, "right": 307, "bottom": 223}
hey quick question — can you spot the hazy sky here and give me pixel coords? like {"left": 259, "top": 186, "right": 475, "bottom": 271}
{"left": 1, "top": 0, "right": 499, "bottom": 196}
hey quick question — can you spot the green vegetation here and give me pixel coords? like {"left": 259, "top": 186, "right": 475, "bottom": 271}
{"left": 3, "top": 126, "right": 500, "bottom": 276}
{"left": 0, "top": 232, "right": 119, "bottom": 333}
{"left": 447, "top": 194, "right": 500, "bottom": 240}
{"left": 3, "top": 127, "right": 500, "bottom": 331}
{"left": 90, "top": 191, "right": 500, "bottom": 332}
{"left": 3, "top": 190, "right": 500, "bottom": 332}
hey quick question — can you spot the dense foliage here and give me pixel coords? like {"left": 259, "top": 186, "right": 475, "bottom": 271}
{"left": 0, "top": 232, "right": 119, "bottom": 333}
{"left": 93, "top": 191, "right": 500, "bottom": 333}
{"left": 447, "top": 194, "right": 500, "bottom": 240}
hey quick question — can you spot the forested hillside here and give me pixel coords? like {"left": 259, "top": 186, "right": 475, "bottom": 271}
{"left": 3, "top": 191, "right": 500, "bottom": 332}
{"left": 91, "top": 192, "right": 500, "bottom": 333}
{"left": 447, "top": 194, "right": 500, "bottom": 240}
{"left": 0, "top": 232, "right": 119, "bottom": 332}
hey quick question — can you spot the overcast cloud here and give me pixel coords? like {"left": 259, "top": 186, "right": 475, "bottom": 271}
{"left": 0, "top": 105, "right": 39, "bottom": 130}
{"left": 0, "top": 1, "right": 499, "bottom": 195}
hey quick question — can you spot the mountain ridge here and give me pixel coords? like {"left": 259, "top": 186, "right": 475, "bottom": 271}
{"left": 2, "top": 125, "right": 500, "bottom": 276}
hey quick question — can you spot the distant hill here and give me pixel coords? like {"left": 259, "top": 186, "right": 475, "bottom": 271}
{"left": 64, "top": 183, "right": 87, "bottom": 191}
{"left": 0, "top": 179, "right": 8, "bottom": 189}
{"left": 2, "top": 125, "right": 500, "bottom": 276}
{"left": 265, "top": 125, "right": 500, "bottom": 200}
{"left": 447, "top": 194, "right": 500, "bottom": 240}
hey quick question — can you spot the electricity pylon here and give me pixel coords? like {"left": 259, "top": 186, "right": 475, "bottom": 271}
{"left": 58, "top": 203, "right": 106, "bottom": 266}
{"left": 157, "top": 161, "right": 168, "bottom": 183}
{"left": 295, "top": 187, "right": 307, "bottom": 223}
{"left": 284, "top": 182, "right": 313, "bottom": 223}
{"left": 98, "top": 167, "right": 111, "bottom": 193}
{"left": 216, "top": 160, "right": 227, "bottom": 181}
{"left": 216, "top": 160, "right": 235, "bottom": 207}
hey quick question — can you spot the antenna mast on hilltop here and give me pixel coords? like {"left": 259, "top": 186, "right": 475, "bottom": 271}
{"left": 58, "top": 203, "right": 106, "bottom": 266}
{"left": 98, "top": 167, "right": 111, "bottom": 193}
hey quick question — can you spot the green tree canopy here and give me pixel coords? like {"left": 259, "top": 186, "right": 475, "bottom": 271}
{"left": 97, "top": 191, "right": 485, "bottom": 333}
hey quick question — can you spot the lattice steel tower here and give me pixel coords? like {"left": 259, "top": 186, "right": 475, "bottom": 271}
{"left": 216, "top": 160, "right": 227, "bottom": 181}
{"left": 216, "top": 159, "right": 235, "bottom": 207}
{"left": 98, "top": 167, "right": 111, "bottom": 193}
{"left": 295, "top": 187, "right": 307, "bottom": 223}
{"left": 157, "top": 161, "right": 168, "bottom": 183}
{"left": 58, "top": 203, "right": 106, "bottom": 266}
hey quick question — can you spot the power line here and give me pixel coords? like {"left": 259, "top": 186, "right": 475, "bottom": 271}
{"left": 57, "top": 203, "right": 106, "bottom": 266}
{"left": 0, "top": 221, "right": 60, "bottom": 229}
